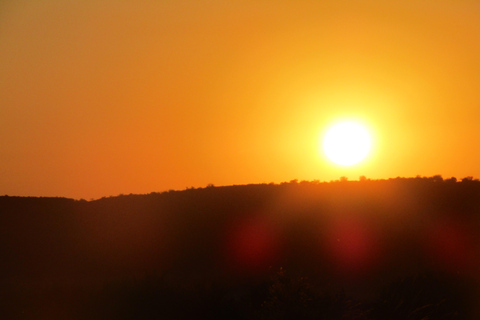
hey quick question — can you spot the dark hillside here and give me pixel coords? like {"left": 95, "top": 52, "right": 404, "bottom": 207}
{"left": 1, "top": 177, "right": 479, "bottom": 319}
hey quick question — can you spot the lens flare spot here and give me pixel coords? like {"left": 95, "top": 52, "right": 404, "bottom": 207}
{"left": 224, "top": 216, "right": 280, "bottom": 273}
{"left": 325, "top": 217, "right": 380, "bottom": 276}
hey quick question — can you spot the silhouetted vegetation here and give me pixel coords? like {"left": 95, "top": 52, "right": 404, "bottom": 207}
{"left": 1, "top": 176, "right": 479, "bottom": 319}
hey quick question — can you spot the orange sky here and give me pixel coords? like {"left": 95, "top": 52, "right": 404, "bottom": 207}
{"left": 1, "top": 0, "right": 480, "bottom": 199}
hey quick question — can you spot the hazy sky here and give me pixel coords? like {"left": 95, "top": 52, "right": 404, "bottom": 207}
{"left": 1, "top": 0, "right": 480, "bottom": 199}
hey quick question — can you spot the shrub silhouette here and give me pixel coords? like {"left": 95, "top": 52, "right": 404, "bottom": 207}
{"left": 372, "top": 274, "right": 473, "bottom": 320}
{"left": 258, "top": 268, "right": 370, "bottom": 320}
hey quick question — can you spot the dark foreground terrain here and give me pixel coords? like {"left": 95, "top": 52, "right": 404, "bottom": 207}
{"left": 1, "top": 176, "right": 479, "bottom": 319}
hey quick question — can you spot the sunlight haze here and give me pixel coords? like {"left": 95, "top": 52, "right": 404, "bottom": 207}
{"left": 1, "top": 0, "right": 480, "bottom": 199}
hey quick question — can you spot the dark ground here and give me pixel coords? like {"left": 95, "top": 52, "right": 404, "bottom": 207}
{"left": 1, "top": 176, "right": 479, "bottom": 319}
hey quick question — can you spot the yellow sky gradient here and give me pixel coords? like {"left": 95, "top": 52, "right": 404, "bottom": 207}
{"left": 1, "top": 0, "right": 480, "bottom": 199}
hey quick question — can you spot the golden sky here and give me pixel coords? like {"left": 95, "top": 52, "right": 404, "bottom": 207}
{"left": 1, "top": 0, "right": 480, "bottom": 199}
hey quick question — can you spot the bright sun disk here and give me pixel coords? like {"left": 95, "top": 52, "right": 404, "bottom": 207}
{"left": 322, "top": 121, "right": 371, "bottom": 166}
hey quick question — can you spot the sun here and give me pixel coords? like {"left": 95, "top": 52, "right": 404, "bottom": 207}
{"left": 322, "top": 121, "right": 372, "bottom": 166}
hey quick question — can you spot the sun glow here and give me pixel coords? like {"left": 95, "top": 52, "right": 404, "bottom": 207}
{"left": 322, "top": 121, "right": 372, "bottom": 166}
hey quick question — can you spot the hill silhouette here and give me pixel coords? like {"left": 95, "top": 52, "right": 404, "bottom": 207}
{"left": 1, "top": 176, "right": 479, "bottom": 319}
